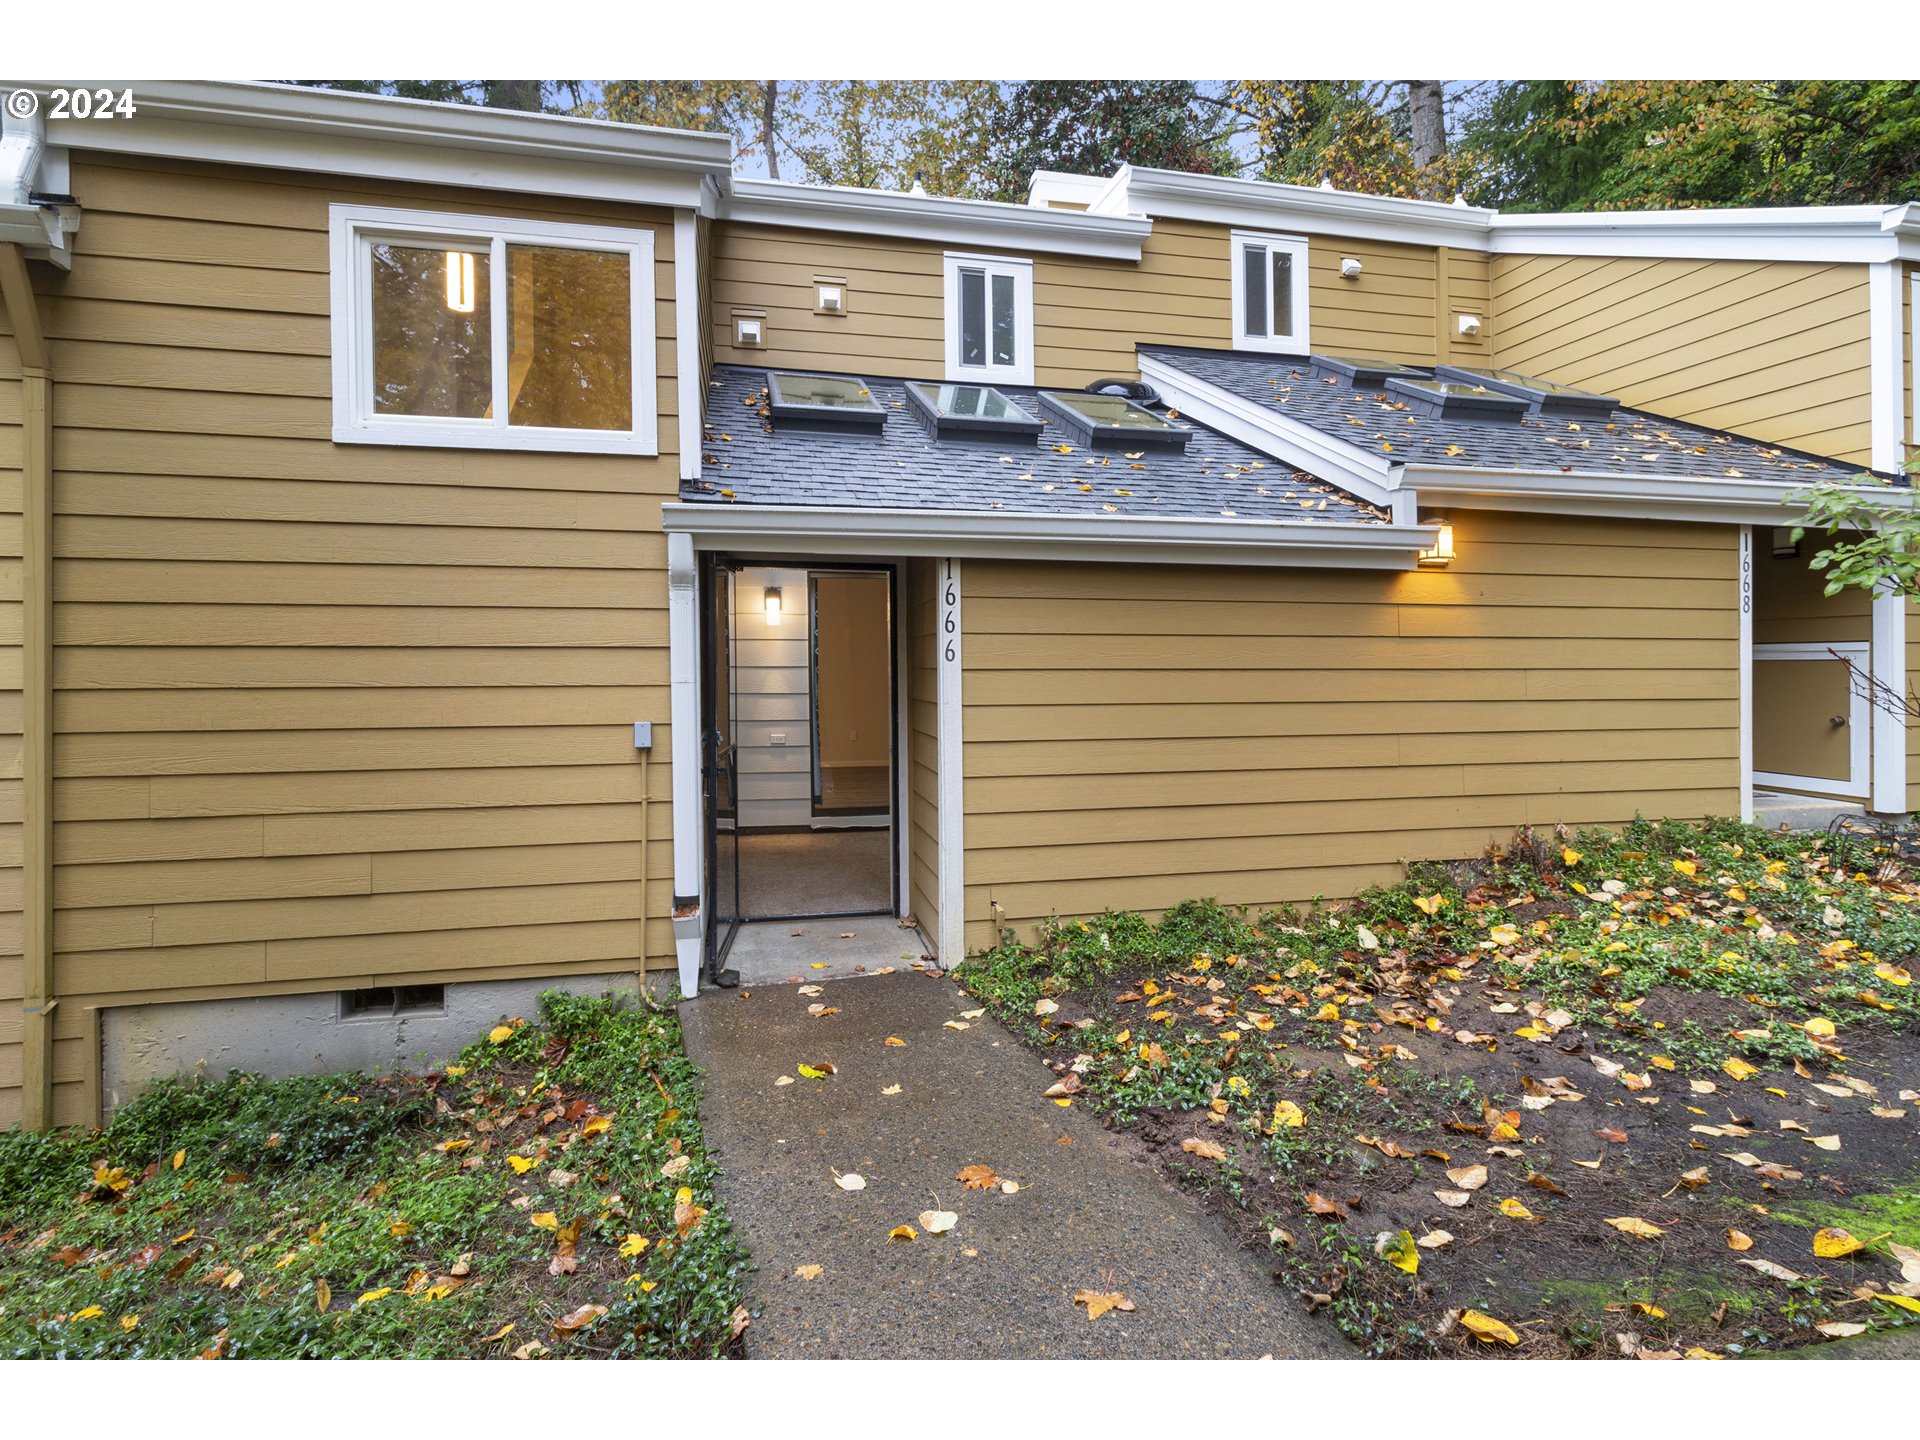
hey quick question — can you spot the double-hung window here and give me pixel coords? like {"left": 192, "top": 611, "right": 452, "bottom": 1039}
{"left": 329, "top": 204, "right": 657, "bottom": 454}
{"left": 943, "top": 251, "right": 1033, "bottom": 385}
{"left": 1230, "top": 229, "right": 1310, "bottom": 354}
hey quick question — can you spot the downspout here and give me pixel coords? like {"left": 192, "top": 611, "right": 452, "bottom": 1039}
{"left": 0, "top": 240, "right": 53, "bottom": 1130}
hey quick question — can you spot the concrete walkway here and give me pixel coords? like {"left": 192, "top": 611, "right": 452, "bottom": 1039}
{"left": 680, "top": 968, "right": 1348, "bottom": 1359}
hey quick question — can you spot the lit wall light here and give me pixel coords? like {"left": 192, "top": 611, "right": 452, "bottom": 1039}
{"left": 444, "top": 251, "right": 476, "bottom": 314}
{"left": 762, "top": 586, "right": 783, "bottom": 624}
{"left": 1417, "top": 517, "right": 1456, "bottom": 568}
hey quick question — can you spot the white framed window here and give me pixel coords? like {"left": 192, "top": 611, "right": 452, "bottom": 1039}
{"left": 943, "top": 251, "right": 1033, "bottom": 385}
{"left": 1229, "top": 229, "right": 1311, "bottom": 354}
{"left": 329, "top": 203, "right": 657, "bottom": 454}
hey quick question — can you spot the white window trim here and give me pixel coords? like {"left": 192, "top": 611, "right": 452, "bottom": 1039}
{"left": 1229, "top": 228, "right": 1311, "bottom": 354}
{"left": 943, "top": 251, "right": 1033, "bottom": 385}
{"left": 328, "top": 203, "right": 658, "bottom": 455}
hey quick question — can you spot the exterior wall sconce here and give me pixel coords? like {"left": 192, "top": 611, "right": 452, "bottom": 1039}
{"left": 444, "top": 250, "right": 476, "bottom": 313}
{"left": 1771, "top": 526, "right": 1801, "bottom": 558}
{"left": 762, "top": 586, "right": 783, "bottom": 623}
{"left": 1456, "top": 313, "right": 1483, "bottom": 338}
{"left": 1417, "top": 517, "right": 1456, "bottom": 568}
{"left": 1339, "top": 257, "right": 1363, "bottom": 280}
{"left": 733, "top": 311, "right": 766, "bottom": 348}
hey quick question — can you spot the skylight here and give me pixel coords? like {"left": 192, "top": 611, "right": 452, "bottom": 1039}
{"left": 1435, "top": 365, "right": 1619, "bottom": 417}
{"left": 1038, "top": 391, "right": 1191, "bottom": 451}
{"left": 765, "top": 371, "right": 887, "bottom": 433}
{"left": 1385, "top": 376, "right": 1530, "bottom": 422}
{"left": 1310, "top": 354, "right": 1430, "bottom": 388}
{"left": 905, "top": 382, "right": 1042, "bottom": 443}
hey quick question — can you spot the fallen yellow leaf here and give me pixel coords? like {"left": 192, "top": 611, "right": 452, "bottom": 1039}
{"left": 1606, "top": 1217, "right": 1666, "bottom": 1239}
{"left": 1458, "top": 1309, "right": 1519, "bottom": 1346}
{"left": 1813, "top": 1227, "right": 1866, "bottom": 1258}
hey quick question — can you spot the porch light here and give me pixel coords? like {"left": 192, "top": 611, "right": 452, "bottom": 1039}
{"left": 444, "top": 251, "right": 476, "bottom": 314}
{"left": 763, "top": 586, "right": 783, "bottom": 623}
{"left": 1417, "top": 517, "right": 1456, "bottom": 568}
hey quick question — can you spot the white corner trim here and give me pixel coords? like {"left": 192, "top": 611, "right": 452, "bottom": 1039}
{"left": 1872, "top": 586, "right": 1908, "bottom": 813}
{"left": 936, "top": 558, "right": 965, "bottom": 966}
{"left": 673, "top": 211, "right": 702, "bottom": 481}
{"left": 666, "top": 532, "right": 704, "bottom": 996}
{"left": 327, "top": 203, "right": 658, "bottom": 456}
{"left": 1138, "top": 353, "right": 1393, "bottom": 506}
{"left": 942, "top": 251, "right": 1034, "bottom": 386}
{"left": 722, "top": 177, "right": 1150, "bottom": 261}
{"left": 1870, "top": 260, "right": 1906, "bottom": 473}
{"left": 660, "top": 502, "right": 1434, "bottom": 570}
{"left": 35, "top": 80, "right": 726, "bottom": 207}
{"left": 1738, "top": 526, "right": 1754, "bottom": 823}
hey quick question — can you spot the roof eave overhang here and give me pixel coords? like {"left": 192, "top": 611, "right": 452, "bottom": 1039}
{"left": 1396, "top": 464, "right": 1891, "bottom": 526}
{"left": 661, "top": 501, "right": 1432, "bottom": 570}
{"left": 1138, "top": 351, "right": 1397, "bottom": 509}
{"left": 10, "top": 80, "right": 732, "bottom": 208}
{"left": 1107, "top": 165, "right": 1494, "bottom": 250}
{"left": 721, "top": 177, "right": 1151, "bottom": 260}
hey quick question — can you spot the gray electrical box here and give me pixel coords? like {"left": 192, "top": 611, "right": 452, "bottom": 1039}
{"left": 633, "top": 722, "right": 653, "bottom": 750}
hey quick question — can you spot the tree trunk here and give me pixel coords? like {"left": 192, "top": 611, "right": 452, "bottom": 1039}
{"left": 1407, "top": 81, "right": 1447, "bottom": 195}
{"left": 762, "top": 81, "right": 780, "bottom": 180}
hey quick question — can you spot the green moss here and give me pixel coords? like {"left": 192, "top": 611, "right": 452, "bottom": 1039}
{"left": 1537, "top": 1274, "right": 1756, "bottom": 1327}
{"left": 1767, "top": 1186, "right": 1920, "bottom": 1250}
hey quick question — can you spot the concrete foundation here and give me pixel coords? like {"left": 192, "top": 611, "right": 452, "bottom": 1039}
{"left": 100, "top": 973, "right": 639, "bottom": 1115}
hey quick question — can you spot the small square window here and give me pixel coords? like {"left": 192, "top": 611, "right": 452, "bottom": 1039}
{"left": 944, "top": 252, "right": 1033, "bottom": 385}
{"left": 330, "top": 204, "right": 657, "bottom": 455}
{"left": 1230, "top": 230, "right": 1310, "bottom": 354}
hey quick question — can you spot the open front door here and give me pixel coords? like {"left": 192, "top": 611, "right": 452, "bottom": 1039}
{"left": 702, "top": 559, "right": 742, "bottom": 980}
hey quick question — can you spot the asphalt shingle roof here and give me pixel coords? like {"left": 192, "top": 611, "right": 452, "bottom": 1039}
{"left": 684, "top": 366, "right": 1388, "bottom": 523}
{"left": 1141, "top": 344, "right": 1879, "bottom": 486}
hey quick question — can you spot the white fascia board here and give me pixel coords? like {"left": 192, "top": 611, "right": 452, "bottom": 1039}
{"left": 16, "top": 79, "right": 728, "bottom": 208}
{"left": 1116, "top": 167, "right": 1494, "bottom": 250}
{"left": 1869, "top": 261, "right": 1906, "bottom": 472}
{"left": 661, "top": 502, "right": 1433, "bottom": 570}
{"left": 721, "top": 177, "right": 1150, "bottom": 260}
{"left": 1137, "top": 352, "right": 1395, "bottom": 507}
{"left": 1487, "top": 210, "right": 1902, "bottom": 264}
{"left": 1397, "top": 464, "right": 1894, "bottom": 526}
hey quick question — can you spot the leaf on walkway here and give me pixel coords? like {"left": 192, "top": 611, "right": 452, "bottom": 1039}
{"left": 1458, "top": 1309, "right": 1520, "bottom": 1346}
{"left": 884, "top": 1036, "right": 907, "bottom": 1047}
{"left": 1073, "top": 1289, "right": 1135, "bottom": 1321}
{"left": 1606, "top": 1217, "right": 1666, "bottom": 1239}
{"left": 919, "top": 1210, "right": 958, "bottom": 1235}
{"left": 794, "top": 1264, "right": 822, "bottom": 1281}
{"left": 887, "top": 1224, "right": 918, "bottom": 1242}
{"left": 958, "top": 1165, "right": 999, "bottom": 1189}
{"left": 834, "top": 1172, "right": 867, "bottom": 1191}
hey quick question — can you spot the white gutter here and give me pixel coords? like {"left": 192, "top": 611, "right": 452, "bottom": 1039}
{"left": 1138, "top": 352, "right": 1396, "bottom": 508}
{"left": 7, "top": 79, "right": 731, "bottom": 209}
{"left": 1396, "top": 464, "right": 1902, "bottom": 527}
{"left": 721, "top": 176, "right": 1151, "bottom": 261}
{"left": 661, "top": 501, "right": 1433, "bottom": 570}
{"left": 0, "top": 98, "right": 70, "bottom": 265}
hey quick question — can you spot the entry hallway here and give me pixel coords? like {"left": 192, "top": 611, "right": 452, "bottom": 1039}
{"left": 680, "top": 969, "right": 1348, "bottom": 1359}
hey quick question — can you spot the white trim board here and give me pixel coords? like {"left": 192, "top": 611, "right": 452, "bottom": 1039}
{"left": 673, "top": 210, "right": 702, "bottom": 481}
{"left": 30, "top": 80, "right": 725, "bottom": 208}
{"left": 1872, "top": 588, "right": 1907, "bottom": 813}
{"left": 661, "top": 502, "right": 1436, "bottom": 570}
{"left": 935, "top": 558, "right": 965, "bottom": 967}
{"left": 1738, "top": 527, "right": 1754, "bottom": 823}
{"left": 723, "top": 177, "right": 1150, "bottom": 261}
{"left": 666, "top": 531, "right": 704, "bottom": 997}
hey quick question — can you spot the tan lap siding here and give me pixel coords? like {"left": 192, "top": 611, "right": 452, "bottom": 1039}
{"left": 906, "top": 559, "right": 939, "bottom": 944}
{"left": 1491, "top": 254, "right": 1874, "bottom": 465}
{"left": 25, "top": 154, "right": 681, "bottom": 1124}
{"left": 959, "top": 512, "right": 1738, "bottom": 952}
{"left": 0, "top": 324, "right": 22, "bottom": 1126}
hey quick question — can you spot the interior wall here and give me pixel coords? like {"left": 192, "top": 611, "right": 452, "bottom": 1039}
{"left": 814, "top": 574, "right": 890, "bottom": 772}
{"left": 1752, "top": 535, "right": 1872, "bottom": 645}
{"left": 731, "top": 565, "right": 811, "bottom": 829}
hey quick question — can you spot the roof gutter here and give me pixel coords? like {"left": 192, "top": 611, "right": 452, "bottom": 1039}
{"left": 1395, "top": 464, "right": 1897, "bottom": 527}
{"left": 662, "top": 501, "right": 1435, "bottom": 571}
{"left": 0, "top": 98, "right": 72, "bottom": 267}
{"left": 721, "top": 176, "right": 1151, "bottom": 260}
